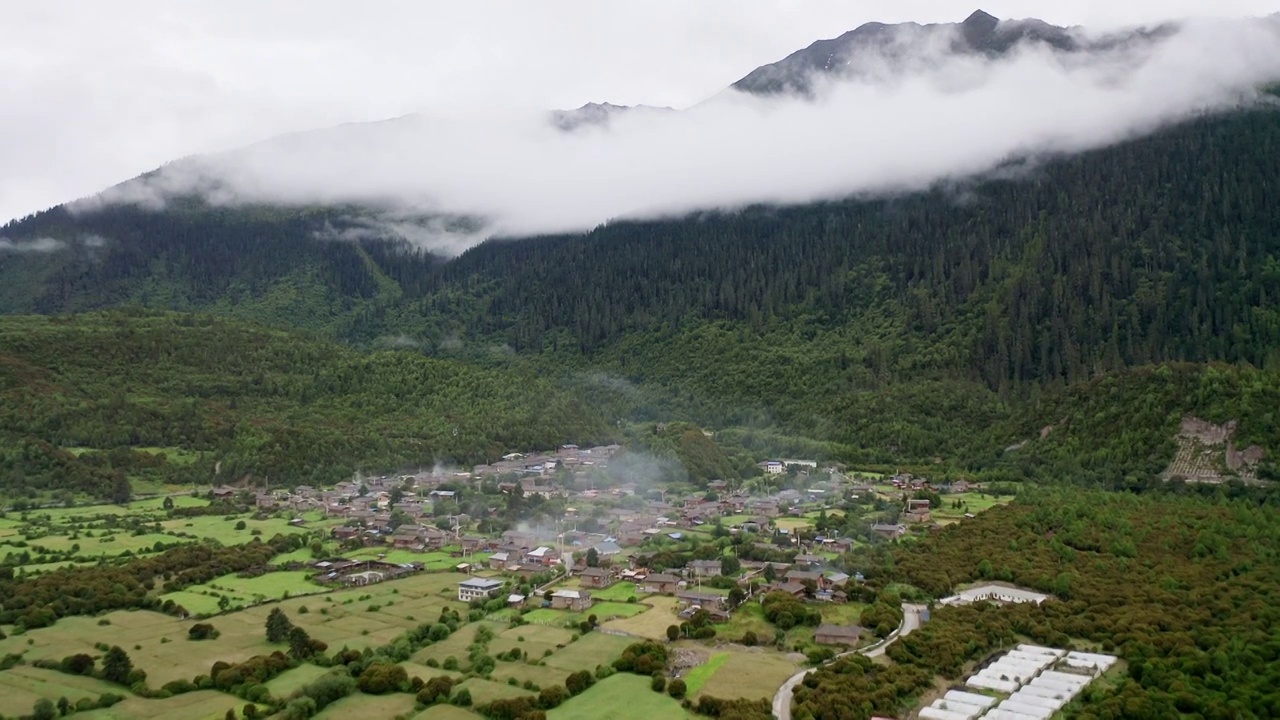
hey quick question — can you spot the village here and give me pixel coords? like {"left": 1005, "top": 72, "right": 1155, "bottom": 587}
{"left": 211, "top": 442, "right": 1003, "bottom": 655}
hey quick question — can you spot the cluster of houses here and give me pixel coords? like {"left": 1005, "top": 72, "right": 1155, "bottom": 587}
{"left": 311, "top": 558, "right": 423, "bottom": 587}
{"left": 473, "top": 444, "right": 621, "bottom": 479}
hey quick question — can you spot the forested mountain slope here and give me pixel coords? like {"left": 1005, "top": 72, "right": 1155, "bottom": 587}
{"left": 3, "top": 109, "right": 1280, "bottom": 484}
{"left": 0, "top": 311, "right": 614, "bottom": 500}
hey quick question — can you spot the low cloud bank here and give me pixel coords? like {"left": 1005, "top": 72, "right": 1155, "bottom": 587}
{"left": 82, "top": 16, "right": 1280, "bottom": 254}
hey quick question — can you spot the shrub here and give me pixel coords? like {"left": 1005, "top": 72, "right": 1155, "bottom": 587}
{"left": 565, "top": 670, "right": 594, "bottom": 696}
{"left": 416, "top": 675, "right": 455, "bottom": 705}
{"left": 538, "top": 685, "right": 569, "bottom": 709}
{"left": 806, "top": 647, "right": 836, "bottom": 665}
{"left": 188, "top": 623, "right": 219, "bottom": 641}
{"left": 60, "top": 654, "right": 95, "bottom": 676}
{"left": 453, "top": 688, "right": 472, "bottom": 706}
{"left": 613, "top": 642, "right": 668, "bottom": 675}
{"left": 651, "top": 675, "right": 667, "bottom": 693}
{"left": 357, "top": 662, "right": 409, "bottom": 694}
{"left": 668, "top": 678, "right": 687, "bottom": 699}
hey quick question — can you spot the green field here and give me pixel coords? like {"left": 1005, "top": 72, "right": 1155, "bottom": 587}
{"left": 600, "top": 597, "right": 681, "bottom": 640}
{"left": 681, "top": 651, "right": 729, "bottom": 694}
{"left": 588, "top": 582, "right": 638, "bottom": 602}
{"left": 0, "top": 666, "right": 129, "bottom": 718}
{"left": 932, "top": 492, "right": 1014, "bottom": 524}
{"left": 75, "top": 690, "right": 252, "bottom": 720}
{"left": 589, "top": 602, "right": 647, "bottom": 619}
{"left": 690, "top": 648, "right": 800, "bottom": 701}
{"left": 263, "top": 664, "right": 334, "bottom": 698}
{"left": 491, "top": 624, "right": 576, "bottom": 660}
{"left": 172, "top": 570, "right": 325, "bottom": 610}
{"left": 547, "top": 674, "right": 696, "bottom": 720}
{"left": 541, "top": 633, "right": 633, "bottom": 673}
{"left": 414, "top": 621, "right": 507, "bottom": 669}
{"left": 411, "top": 706, "right": 485, "bottom": 720}
{"left": 312, "top": 692, "right": 417, "bottom": 719}
{"left": 774, "top": 517, "right": 814, "bottom": 532}
{"left": 0, "top": 571, "right": 471, "bottom": 687}
{"left": 456, "top": 677, "right": 536, "bottom": 705}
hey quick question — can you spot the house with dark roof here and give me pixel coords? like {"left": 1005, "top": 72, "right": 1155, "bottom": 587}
{"left": 814, "top": 625, "right": 863, "bottom": 647}
{"left": 687, "top": 559, "right": 723, "bottom": 577}
{"left": 640, "top": 573, "right": 681, "bottom": 594}
{"left": 579, "top": 567, "right": 614, "bottom": 588}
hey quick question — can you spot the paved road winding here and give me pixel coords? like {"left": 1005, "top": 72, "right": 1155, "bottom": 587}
{"left": 772, "top": 604, "right": 925, "bottom": 720}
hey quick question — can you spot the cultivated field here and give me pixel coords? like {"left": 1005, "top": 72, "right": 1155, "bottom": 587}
{"left": 0, "top": 666, "right": 126, "bottom": 717}
{"left": 547, "top": 674, "right": 695, "bottom": 720}
{"left": 312, "top": 691, "right": 417, "bottom": 719}
{"left": 600, "top": 597, "right": 681, "bottom": 640}
{"left": 687, "top": 647, "right": 801, "bottom": 701}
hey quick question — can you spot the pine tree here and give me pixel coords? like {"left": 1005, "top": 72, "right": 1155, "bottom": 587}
{"left": 101, "top": 646, "right": 133, "bottom": 685}
{"left": 288, "top": 626, "right": 314, "bottom": 659}
{"left": 265, "top": 607, "right": 293, "bottom": 643}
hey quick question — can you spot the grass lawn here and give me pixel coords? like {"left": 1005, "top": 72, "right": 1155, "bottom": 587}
{"left": 487, "top": 660, "right": 570, "bottom": 689}
{"left": 157, "top": 590, "right": 225, "bottom": 616}
{"left": 413, "top": 622, "right": 507, "bottom": 669}
{"left": 775, "top": 517, "right": 814, "bottom": 532}
{"left": 411, "top": 706, "right": 486, "bottom": 720}
{"left": 456, "top": 677, "right": 535, "bottom": 705}
{"left": 541, "top": 633, "right": 633, "bottom": 673}
{"left": 264, "top": 664, "right": 333, "bottom": 698}
{"left": 714, "top": 600, "right": 775, "bottom": 642}
{"left": 0, "top": 573, "right": 467, "bottom": 688}
{"left": 600, "top": 597, "right": 680, "bottom": 640}
{"left": 159, "top": 515, "right": 314, "bottom": 543}
{"left": 589, "top": 602, "right": 647, "bottom": 619}
{"left": 932, "top": 493, "right": 1014, "bottom": 524}
{"left": 589, "top": 582, "right": 638, "bottom": 602}
{"left": 313, "top": 692, "right": 417, "bottom": 719}
{"left": 34, "top": 531, "right": 176, "bottom": 559}
{"left": 169, "top": 570, "right": 324, "bottom": 612}
{"left": 819, "top": 602, "right": 868, "bottom": 625}
{"left": 547, "top": 674, "right": 696, "bottom": 720}
{"left": 0, "top": 666, "right": 130, "bottom": 718}
{"left": 691, "top": 648, "right": 801, "bottom": 701}
{"left": 521, "top": 609, "right": 569, "bottom": 626}
{"left": 491, "top": 624, "right": 576, "bottom": 660}
{"left": 681, "top": 651, "right": 729, "bottom": 694}
{"left": 75, "top": 690, "right": 254, "bottom": 720}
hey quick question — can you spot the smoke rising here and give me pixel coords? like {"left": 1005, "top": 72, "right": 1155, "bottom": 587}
{"left": 73, "top": 16, "right": 1280, "bottom": 254}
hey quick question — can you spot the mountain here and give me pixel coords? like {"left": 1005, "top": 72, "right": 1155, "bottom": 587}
{"left": 2, "top": 13, "right": 1280, "bottom": 488}
{"left": 729, "top": 9, "right": 1168, "bottom": 97}
{"left": 550, "top": 102, "right": 674, "bottom": 131}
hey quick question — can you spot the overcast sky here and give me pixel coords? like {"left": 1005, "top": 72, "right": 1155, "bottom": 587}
{"left": 1, "top": 0, "right": 1276, "bottom": 226}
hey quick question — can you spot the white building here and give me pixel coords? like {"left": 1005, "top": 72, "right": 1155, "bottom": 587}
{"left": 457, "top": 578, "right": 503, "bottom": 602}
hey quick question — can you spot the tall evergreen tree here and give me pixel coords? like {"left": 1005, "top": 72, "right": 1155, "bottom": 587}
{"left": 101, "top": 646, "right": 133, "bottom": 685}
{"left": 265, "top": 607, "right": 293, "bottom": 644}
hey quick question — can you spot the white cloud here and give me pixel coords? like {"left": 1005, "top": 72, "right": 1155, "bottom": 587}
{"left": 66, "top": 15, "right": 1280, "bottom": 254}
{"left": 0, "top": 237, "right": 65, "bottom": 253}
{"left": 1, "top": 1, "right": 1277, "bottom": 227}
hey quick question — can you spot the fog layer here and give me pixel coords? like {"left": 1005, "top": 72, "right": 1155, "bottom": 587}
{"left": 87, "top": 16, "right": 1280, "bottom": 253}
